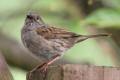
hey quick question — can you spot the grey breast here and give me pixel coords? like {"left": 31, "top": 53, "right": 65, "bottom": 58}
{"left": 22, "top": 30, "right": 59, "bottom": 60}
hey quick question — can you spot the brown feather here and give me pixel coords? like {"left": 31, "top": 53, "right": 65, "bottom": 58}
{"left": 36, "top": 26, "right": 80, "bottom": 39}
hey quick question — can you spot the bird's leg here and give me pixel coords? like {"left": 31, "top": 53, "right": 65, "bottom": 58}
{"left": 27, "top": 54, "right": 60, "bottom": 80}
{"left": 31, "top": 54, "right": 60, "bottom": 73}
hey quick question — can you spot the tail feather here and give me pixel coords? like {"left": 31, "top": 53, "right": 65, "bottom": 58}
{"left": 75, "top": 33, "right": 111, "bottom": 43}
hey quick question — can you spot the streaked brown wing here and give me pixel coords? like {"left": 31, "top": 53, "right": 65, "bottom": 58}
{"left": 36, "top": 26, "right": 80, "bottom": 39}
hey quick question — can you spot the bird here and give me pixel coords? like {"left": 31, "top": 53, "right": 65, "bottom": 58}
{"left": 21, "top": 12, "right": 110, "bottom": 72}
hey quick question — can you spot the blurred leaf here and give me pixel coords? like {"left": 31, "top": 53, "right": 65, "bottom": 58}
{"left": 1, "top": 16, "right": 24, "bottom": 41}
{"left": 82, "top": 8, "right": 120, "bottom": 28}
{"left": 10, "top": 66, "right": 26, "bottom": 80}
{"left": 103, "top": 0, "right": 120, "bottom": 9}
{"left": 32, "top": 0, "right": 65, "bottom": 12}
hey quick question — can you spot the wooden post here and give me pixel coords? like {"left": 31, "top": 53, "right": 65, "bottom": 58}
{"left": 0, "top": 52, "right": 13, "bottom": 80}
{"left": 27, "top": 64, "right": 120, "bottom": 80}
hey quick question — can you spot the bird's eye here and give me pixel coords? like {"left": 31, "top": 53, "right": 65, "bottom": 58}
{"left": 27, "top": 15, "right": 33, "bottom": 19}
{"left": 36, "top": 16, "right": 39, "bottom": 20}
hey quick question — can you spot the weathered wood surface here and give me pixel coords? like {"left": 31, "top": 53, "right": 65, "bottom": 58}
{"left": 0, "top": 51, "right": 13, "bottom": 80}
{"left": 27, "top": 64, "right": 120, "bottom": 80}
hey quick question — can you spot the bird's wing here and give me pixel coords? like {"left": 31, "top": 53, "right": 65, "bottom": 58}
{"left": 35, "top": 26, "right": 80, "bottom": 39}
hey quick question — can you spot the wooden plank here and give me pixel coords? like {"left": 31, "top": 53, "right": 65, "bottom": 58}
{"left": 27, "top": 64, "right": 120, "bottom": 80}
{"left": 104, "top": 67, "right": 120, "bottom": 80}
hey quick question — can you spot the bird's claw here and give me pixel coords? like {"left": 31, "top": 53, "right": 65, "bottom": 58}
{"left": 38, "top": 63, "right": 48, "bottom": 73}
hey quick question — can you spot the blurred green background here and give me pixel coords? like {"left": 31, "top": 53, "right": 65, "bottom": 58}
{"left": 0, "top": 0, "right": 120, "bottom": 80}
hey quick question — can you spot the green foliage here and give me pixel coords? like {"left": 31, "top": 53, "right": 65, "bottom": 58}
{"left": 82, "top": 8, "right": 120, "bottom": 28}
{"left": 10, "top": 66, "right": 26, "bottom": 80}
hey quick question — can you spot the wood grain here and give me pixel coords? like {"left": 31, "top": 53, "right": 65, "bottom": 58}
{"left": 27, "top": 64, "right": 120, "bottom": 80}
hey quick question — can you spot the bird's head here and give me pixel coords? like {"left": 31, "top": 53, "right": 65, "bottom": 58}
{"left": 25, "top": 12, "right": 44, "bottom": 25}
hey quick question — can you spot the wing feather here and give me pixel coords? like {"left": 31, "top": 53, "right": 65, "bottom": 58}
{"left": 36, "top": 26, "right": 80, "bottom": 39}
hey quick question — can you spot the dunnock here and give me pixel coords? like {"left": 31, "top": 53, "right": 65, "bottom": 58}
{"left": 21, "top": 12, "right": 110, "bottom": 72}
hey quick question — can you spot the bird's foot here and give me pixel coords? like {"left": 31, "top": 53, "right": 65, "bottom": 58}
{"left": 29, "top": 62, "right": 48, "bottom": 73}
{"left": 38, "top": 62, "right": 48, "bottom": 73}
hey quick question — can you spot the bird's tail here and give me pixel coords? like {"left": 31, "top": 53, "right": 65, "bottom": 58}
{"left": 75, "top": 33, "right": 111, "bottom": 43}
